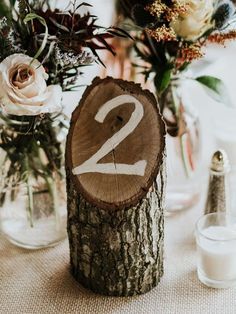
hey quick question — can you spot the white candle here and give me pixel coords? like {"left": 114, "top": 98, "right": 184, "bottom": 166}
{"left": 198, "top": 226, "right": 236, "bottom": 282}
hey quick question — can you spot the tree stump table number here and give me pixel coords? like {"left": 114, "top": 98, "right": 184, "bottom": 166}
{"left": 66, "top": 77, "right": 166, "bottom": 296}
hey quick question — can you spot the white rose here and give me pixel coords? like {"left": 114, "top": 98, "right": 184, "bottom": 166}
{"left": 0, "top": 54, "right": 62, "bottom": 116}
{"left": 171, "top": 0, "right": 215, "bottom": 41}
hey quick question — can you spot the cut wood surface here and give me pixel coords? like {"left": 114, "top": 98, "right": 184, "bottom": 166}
{"left": 66, "top": 77, "right": 165, "bottom": 210}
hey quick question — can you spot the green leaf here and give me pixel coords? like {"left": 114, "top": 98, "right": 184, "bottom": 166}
{"left": 49, "top": 17, "right": 70, "bottom": 32}
{"left": 24, "top": 13, "right": 48, "bottom": 63}
{"left": 154, "top": 69, "right": 172, "bottom": 95}
{"left": 195, "top": 75, "right": 232, "bottom": 106}
{"left": 195, "top": 76, "right": 222, "bottom": 93}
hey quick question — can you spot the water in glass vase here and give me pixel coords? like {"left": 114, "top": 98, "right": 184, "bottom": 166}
{"left": 0, "top": 174, "right": 67, "bottom": 249}
{"left": 162, "top": 83, "right": 202, "bottom": 214}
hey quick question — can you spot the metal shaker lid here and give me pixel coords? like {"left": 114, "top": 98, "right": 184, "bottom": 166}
{"left": 211, "top": 150, "right": 230, "bottom": 173}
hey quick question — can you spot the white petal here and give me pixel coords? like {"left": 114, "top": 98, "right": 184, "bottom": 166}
{"left": 0, "top": 85, "right": 63, "bottom": 116}
{"left": 16, "top": 79, "right": 47, "bottom": 98}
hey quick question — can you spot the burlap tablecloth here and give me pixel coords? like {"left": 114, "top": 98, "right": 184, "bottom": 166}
{"left": 1, "top": 199, "right": 236, "bottom": 314}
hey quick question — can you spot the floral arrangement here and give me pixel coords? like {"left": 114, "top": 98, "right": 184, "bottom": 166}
{"left": 116, "top": 0, "right": 236, "bottom": 177}
{"left": 0, "top": 0, "right": 125, "bottom": 211}
{"left": 117, "top": 0, "right": 236, "bottom": 130}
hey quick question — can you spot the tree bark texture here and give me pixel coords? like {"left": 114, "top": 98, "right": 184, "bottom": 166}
{"left": 66, "top": 160, "right": 166, "bottom": 297}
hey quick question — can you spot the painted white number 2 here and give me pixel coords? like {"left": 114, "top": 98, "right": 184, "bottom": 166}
{"left": 72, "top": 95, "right": 147, "bottom": 177}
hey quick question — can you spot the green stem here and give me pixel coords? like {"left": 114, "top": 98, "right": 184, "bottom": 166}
{"left": 26, "top": 173, "right": 34, "bottom": 228}
{"left": 170, "top": 84, "right": 179, "bottom": 115}
{"left": 44, "top": 176, "right": 61, "bottom": 229}
{"left": 35, "top": 131, "right": 62, "bottom": 229}
{"left": 179, "top": 135, "right": 191, "bottom": 178}
{"left": 23, "top": 154, "right": 34, "bottom": 228}
{"left": 171, "top": 84, "right": 191, "bottom": 178}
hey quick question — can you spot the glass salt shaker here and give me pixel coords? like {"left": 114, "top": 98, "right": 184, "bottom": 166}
{"left": 205, "top": 150, "right": 231, "bottom": 215}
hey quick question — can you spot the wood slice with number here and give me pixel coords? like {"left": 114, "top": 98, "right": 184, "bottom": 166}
{"left": 66, "top": 77, "right": 166, "bottom": 296}
{"left": 66, "top": 77, "right": 165, "bottom": 209}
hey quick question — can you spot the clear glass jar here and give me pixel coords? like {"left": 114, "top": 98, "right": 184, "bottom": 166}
{"left": 0, "top": 174, "right": 67, "bottom": 249}
{"left": 160, "top": 81, "right": 202, "bottom": 214}
{"left": 0, "top": 113, "right": 67, "bottom": 249}
{"left": 196, "top": 213, "right": 236, "bottom": 289}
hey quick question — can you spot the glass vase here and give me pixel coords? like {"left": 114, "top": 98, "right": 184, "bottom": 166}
{"left": 0, "top": 113, "right": 67, "bottom": 249}
{"left": 160, "top": 81, "right": 202, "bottom": 214}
